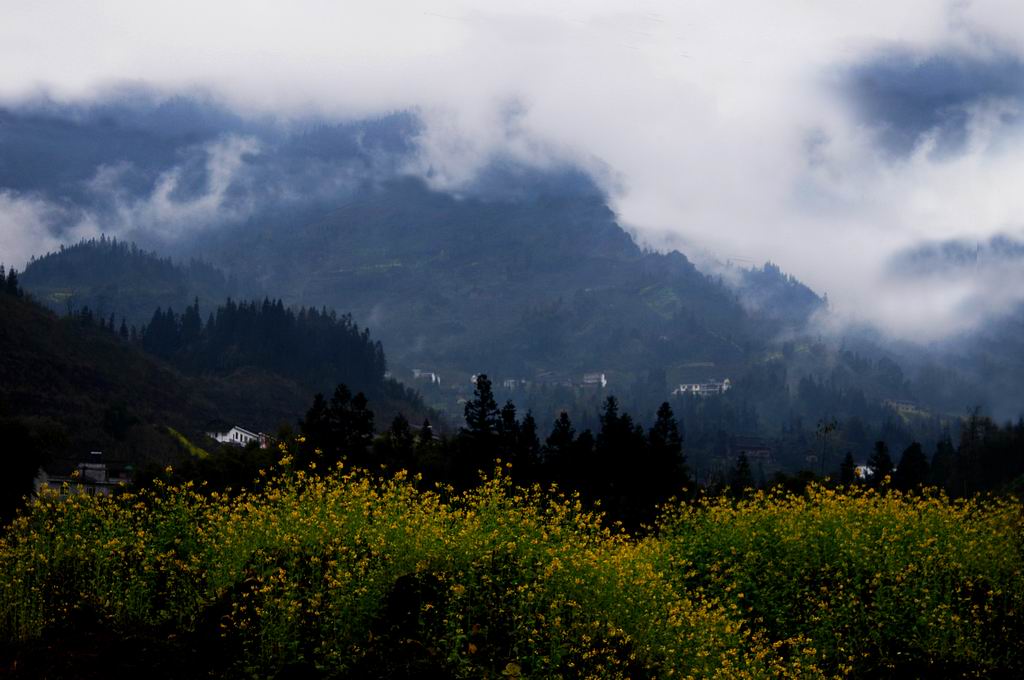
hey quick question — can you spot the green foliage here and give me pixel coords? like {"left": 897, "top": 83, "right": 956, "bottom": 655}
{"left": 659, "top": 486, "right": 1024, "bottom": 676}
{"left": 893, "top": 442, "right": 930, "bottom": 491}
{"left": 139, "top": 298, "right": 388, "bottom": 399}
{"left": 3, "top": 460, "right": 1020, "bottom": 677}
{"left": 21, "top": 237, "right": 235, "bottom": 327}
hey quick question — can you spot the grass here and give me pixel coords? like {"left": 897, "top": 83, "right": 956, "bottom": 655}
{"left": 1, "top": 453, "right": 1021, "bottom": 678}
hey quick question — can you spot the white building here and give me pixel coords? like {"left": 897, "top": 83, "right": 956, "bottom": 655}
{"left": 413, "top": 369, "right": 442, "bottom": 385}
{"left": 502, "top": 378, "right": 530, "bottom": 390}
{"left": 207, "top": 425, "right": 267, "bottom": 448}
{"left": 582, "top": 372, "right": 608, "bottom": 389}
{"left": 673, "top": 378, "right": 732, "bottom": 397}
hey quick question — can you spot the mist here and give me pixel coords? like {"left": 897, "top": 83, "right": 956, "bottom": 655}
{"left": 4, "top": 1, "right": 1024, "bottom": 341}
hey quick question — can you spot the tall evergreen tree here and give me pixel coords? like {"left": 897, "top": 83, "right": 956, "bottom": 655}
{"left": 299, "top": 384, "right": 375, "bottom": 468}
{"left": 893, "top": 441, "right": 930, "bottom": 491}
{"left": 929, "top": 434, "right": 956, "bottom": 491}
{"left": 730, "top": 452, "right": 755, "bottom": 497}
{"left": 180, "top": 297, "right": 202, "bottom": 346}
{"left": 838, "top": 451, "right": 857, "bottom": 486}
{"left": 868, "top": 441, "right": 894, "bottom": 487}
{"left": 648, "top": 401, "right": 688, "bottom": 489}
{"left": 595, "top": 396, "right": 648, "bottom": 518}
{"left": 511, "top": 411, "right": 541, "bottom": 483}
{"left": 543, "top": 411, "right": 576, "bottom": 485}
{"left": 5, "top": 267, "right": 21, "bottom": 296}
{"left": 498, "top": 400, "right": 520, "bottom": 454}
{"left": 463, "top": 375, "right": 500, "bottom": 439}
{"left": 373, "top": 413, "right": 415, "bottom": 470}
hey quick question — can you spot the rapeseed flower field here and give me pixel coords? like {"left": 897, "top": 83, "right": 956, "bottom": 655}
{"left": 1, "top": 456, "right": 1021, "bottom": 678}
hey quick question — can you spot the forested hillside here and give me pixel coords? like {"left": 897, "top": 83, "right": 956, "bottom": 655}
{"left": 196, "top": 176, "right": 786, "bottom": 382}
{"left": 0, "top": 270, "right": 430, "bottom": 517}
{"left": 21, "top": 237, "right": 239, "bottom": 327}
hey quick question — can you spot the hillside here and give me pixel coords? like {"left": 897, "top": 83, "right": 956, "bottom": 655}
{"left": 0, "top": 288, "right": 429, "bottom": 484}
{"left": 197, "top": 177, "right": 811, "bottom": 386}
{"left": 16, "top": 99, "right": 1009, "bottom": 451}
{"left": 0, "top": 287, "right": 215, "bottom": 471}
{"left": 21, "top": 237, "right": 239, "bottom": 327}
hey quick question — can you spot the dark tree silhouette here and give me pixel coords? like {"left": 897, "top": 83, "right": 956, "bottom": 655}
{"left": 648, "top": 401, "right": 688, "bottom": 490}
{"left": 839, "top": 451, "right": 857, "bottom": 486}
{"left": 299, "top": 384, "right": 375, "bottom": 468}
{"left": 463, "top": 375, "right": 500, "bottom": 440}
{"left": 729, "top": 452, "right": 755, "bottom": 498}
{"left": 893, "top": 441, "right": 930, "bottom": 491}
{"left": 868, "top": 441, "right": 894, "bottom": 487}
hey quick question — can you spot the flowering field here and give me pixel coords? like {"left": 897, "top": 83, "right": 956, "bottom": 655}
{"left": 1, "top": 460, "right": 1021, "bottom": 678}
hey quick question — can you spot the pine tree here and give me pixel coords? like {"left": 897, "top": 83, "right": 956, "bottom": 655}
{"left": 5, "top": 267, "right": 20, "bottom": 296}
{"left": 543, "top": 411, "right": 576, "bottom": 485}
{"left": 648, "top": 401, "right": 688, "bottom": 489}
{"left": 595, "top": 396, "right": 647, "bottom": 517}
{"left": 893, "top": 441, "right": 930, "bottom": 491}
{"left": 498, "top": 400, "right": 520, "bottom": 452}
{"left": 374, "top": 413, "right": 414, "bottom": 469}
{"left": 730, "top": 452, "right": 755, "bottom": 497}
{"left": 180, "top": 297, "right": 202, "bottom": 346}
{"left": 839, "top": 451, "right": 857, "bottom": 486}
{"left": 929, "top": 435, "right": 956, "bottom": 491}
{"left": 868, "top": 441, "right": 894, "bottom": 487}
{"left": 512, "top": 411, "right": 541, "bottom": 482}
{"left": 463, "top": 374, "right": 499, "bottom": 439}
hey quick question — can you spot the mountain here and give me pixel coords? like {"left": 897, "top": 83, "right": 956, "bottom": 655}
{"left": 21, "top": 237, "right": 239, "bottom": 327}
{"left": 881, "top": 234, "right": 1024, "bottom": 420}
{"left": 195, "top": 176, "right": 804, "bottom": 387}
{"left": 0, "top": 278, "right": 430, "bottom": 483}
{"left": 15, "top": 95, "right": 1002, "bottom": 445}
{"left": 0, "top": 284, "right": 215, "bottom": 470}
{"left": 734, "top": 261, "right": 826, "bottom": 327}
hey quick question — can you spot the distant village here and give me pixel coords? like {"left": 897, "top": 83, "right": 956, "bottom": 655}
{"left": 408, "top": 367, "right": 736, "bottom": 399}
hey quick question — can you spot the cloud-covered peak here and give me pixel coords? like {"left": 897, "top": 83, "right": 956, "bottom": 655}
{"left": 4, "top": 2, "right": 1024, "bottom": 343}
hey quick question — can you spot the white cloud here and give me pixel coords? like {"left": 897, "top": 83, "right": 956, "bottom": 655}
{"left": 0, "top": 136, "right": 258, "bottom": 267}
{"left": 107, "top": 135, "right": 260, "bottom": 239}
{"left": 0, "top": 192, "right": 99, "bottom": 269}
{"left": 4, "top": 1, "right": 1024, "bottom": 339}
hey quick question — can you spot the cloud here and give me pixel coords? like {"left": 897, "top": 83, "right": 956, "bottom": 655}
{"left": 0, "top": 192, "right": 99, "bottom": 269}
{"left": 4, "top": 2, "right": 1024, "bottom": 340}
{"left": 0, "top": 135, "right": 260, "bottom": 266}
{"left": 101, "top": 135, "right": 261, "bottom": 239}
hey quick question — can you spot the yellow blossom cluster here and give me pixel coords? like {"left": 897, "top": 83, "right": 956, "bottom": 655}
{"left": 1, "top": 461, "right": 1020, "bottom": 678}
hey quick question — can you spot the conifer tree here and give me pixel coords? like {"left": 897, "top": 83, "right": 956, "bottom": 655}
{"left": 868, "top": 441, "right": 894, "bottom": 487}
{"left": 544, "top": 411, "right": 576, "bottom": 485}
{"left": 839, "top": 451, "right": 857, "bottom": 486}
{"left": 730, "top": 452, "right": 755, "bottom": 497}
{"left": 894, "top": 441, "right": 929, "bottom": 491}
{"left": 511, "top": 410, "right": 541, "bottom": 482}
{"left": 463, "top": 374, "right": 499, "bottom": 439}
{"left": 649, "top": 401, "right": 688, "bottom": 488}
{"left": 929, "top": 435, "right": 956, "bottom": 491}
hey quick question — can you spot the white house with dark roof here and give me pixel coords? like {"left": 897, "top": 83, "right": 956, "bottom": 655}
{"left": 207, "top": 425, "right": 267, "bottom": 448}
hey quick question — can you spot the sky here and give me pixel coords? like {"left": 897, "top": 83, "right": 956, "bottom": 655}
{"left": 3, "top": 1, "right": 1024, "bottom": 340}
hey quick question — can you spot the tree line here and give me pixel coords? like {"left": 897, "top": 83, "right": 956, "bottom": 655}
{"left": 168, "top": 374, "right": 687, "bottom": 527}
{"left": 122, "top": 371, "right": 1024, "bottom": 526}
{"left": 0, "top": 265, "right": 23, "bottom": 297}
{"left": 75, "top": 297, "right": 388, "bottom": 398}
